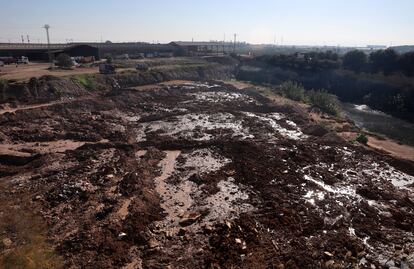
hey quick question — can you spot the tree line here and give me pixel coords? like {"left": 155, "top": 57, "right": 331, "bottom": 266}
{"left": 261, "top": 49, "right": 414, "bottom": 76}
{"left": 343, "top": 49, "right": 414, "bottom": 76}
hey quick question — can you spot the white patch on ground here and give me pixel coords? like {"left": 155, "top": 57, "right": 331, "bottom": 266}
{"left": 182, "top": 82, "right": 221, "bottom": 89}
{"left": 363, "top": 162, "right": 414, "bottom": 189}
{"left": 304, "top": 190, "right": 325, "bottom": 205}
{"left": 136, "top": 113, "right": 254, "bottom": 142}
{"left": 243, "top": 112, "right": 306, "bottom": 140}
{"left": 187, "top": 91, "right": 258, "bottom": 104}
{"left": 204, "top": 177, "right": 254, "bottom": 223}
{"left": 304, "top": 174, "right": 356, "bottom": 196}
{"left": 153, "top": 149, "right": 254, "bottom": 236}
{"left": 180, "top": 148, "right": 230, "bottom": 174}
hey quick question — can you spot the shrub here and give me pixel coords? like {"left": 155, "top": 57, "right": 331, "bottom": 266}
{"left": 55, "top": 53, "right": 73, "bottom": 68}
{"left": 355, "top": 133, "right": 369, "bottom": 144}
{"left": 307, "top": 89, "right": 341, "bottom": 116}
{"left": 104, "top": 54, "right": 113, "bottom": 64}
{"left": 280, "top": 81, "right": 305, "bottom": 101}
{"left": 71, "top": 74, "right": 95, "bottom": 90}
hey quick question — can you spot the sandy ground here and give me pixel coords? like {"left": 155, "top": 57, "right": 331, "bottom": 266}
{"left": 0, "top": 62, "right": 98, "bottom": 81}
{"left": 339, "top": 131, "right": 414, "bottom": 161}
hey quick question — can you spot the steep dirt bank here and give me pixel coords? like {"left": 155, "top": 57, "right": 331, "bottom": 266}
{"left": 1, "top": 81, "right": 413, "bottom": 268}
{"left": 0, "top": 62, "right": 235, "bottom": 106}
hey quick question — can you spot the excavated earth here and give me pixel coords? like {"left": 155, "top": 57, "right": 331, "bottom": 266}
{"left": 1, "top": 80, "right": 414, "bottom": 269}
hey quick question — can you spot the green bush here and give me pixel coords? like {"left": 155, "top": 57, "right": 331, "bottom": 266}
{"left": 71, "top": 74, "right": 95, "bottom": 90}
{"left": 307, "top": 89, "right": 341, "bottom": 116}
{"left": 355, "top": 133, "right": 368, "bottom": 144}
{"left": 280, "top": 81, "right": 305, "bottom": 101}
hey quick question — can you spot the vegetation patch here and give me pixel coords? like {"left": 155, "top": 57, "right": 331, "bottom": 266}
{"left": 280, "top": 81, "right": 306, "bottom": 101}
{"left": 279, "top": 81, "right": 341, "bottom": 116}
{"left": 355, "top": 133, "right": 369, "bottom": 145}
{"left": 307, "top": 89, "right": 341, "bottom": 116}
{"left": 71, "top": 74, "right": 96, "bottom": 91}
{"left": 55, "top": 53, "right": 73, "bottom": 69}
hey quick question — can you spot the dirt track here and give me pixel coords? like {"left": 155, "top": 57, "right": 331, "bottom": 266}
{"left": 1, "top": 81, "right": 414, "bottom": 268}
{"left": 0, "top": 63, "right": 99, "bottom": 81}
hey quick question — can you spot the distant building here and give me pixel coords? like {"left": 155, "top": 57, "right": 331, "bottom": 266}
{"left": 170, "top": 41, "right": 235, "bottom": 55}
{"left": 0, "top": 43, "right": 99, "bottom": 61}
{"left": 0, "top": 42, "right": 177, "bottom": 62}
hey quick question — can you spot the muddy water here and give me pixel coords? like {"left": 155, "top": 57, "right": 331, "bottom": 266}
{"left": 154, "top": 150, "right": 193, "bottom": 224}
{"left": 342, "top": 103, "right": 414, "bottom": 146}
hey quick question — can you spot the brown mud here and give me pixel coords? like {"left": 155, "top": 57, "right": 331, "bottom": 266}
{"left": 1, "top": 80, "right": 414, "bottom": 269}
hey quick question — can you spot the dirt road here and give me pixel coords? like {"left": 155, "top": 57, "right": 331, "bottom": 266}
{"left": 1, "top": 81, "right": 413, "bottom": 268}
{"left": 0, "top": 62, "right": 98, "bottom": 81}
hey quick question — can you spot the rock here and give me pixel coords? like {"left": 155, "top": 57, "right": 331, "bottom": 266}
{"left": 2, "top": 238, "right": 12, "bottom": 248}
{"left": 235, "top": 238, "right": 242, "bottom": 244}
{"left": 148, "top": 238, "right": 160, "bottom": 249}
{"left": 225, "top": 221, "right": 232, "bottom": 229}
{"left": 325, "top": 260, "right": 335, "bottom": 267}
{"left": 179, "top": 212, "right": 201, "bottom": 226}
{"left": 324, "top": 251, "right": 334, "bottom": 257}
{"left": 118, "top": 232, "right": 127, "bottom": 239}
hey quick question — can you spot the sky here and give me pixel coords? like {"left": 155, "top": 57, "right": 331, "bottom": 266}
{"left": 0, "top": 0, "right": 413, "bottom": 46}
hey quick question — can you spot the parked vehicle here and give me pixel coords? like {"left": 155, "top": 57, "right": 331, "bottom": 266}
{"left": 70, "top": 57, "right": 80, "bottom": 67}
{"left": 99, "top": 63, "right": 116, "bottom": 74}
{"left": 73, "top": 56, "right": 95, "bottom": 64}
{"left": 136, "top": 63, "right": 149, "bottom": 71}
{"left": 17, "top": 56, "right": 29, "bottom": 64}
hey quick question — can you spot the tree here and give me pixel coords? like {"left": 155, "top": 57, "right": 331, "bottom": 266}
{"left": 55, "top": 53, "right": 73, "bottom": 68}
{"left": 342, "top": 50, "right": 367, "bottom": 73}
{"left": 369, "top": 49, "right": 398, "bottom": 75}
{"left": 398, "top": 52, "right": 414, "bottom": 76}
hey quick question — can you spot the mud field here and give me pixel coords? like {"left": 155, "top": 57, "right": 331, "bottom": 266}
{"left": 1, "top": 81, "right": 414, "bottom": 269}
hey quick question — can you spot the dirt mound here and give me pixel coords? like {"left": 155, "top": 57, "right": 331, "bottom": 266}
{"left": 1, "top": 76, "right": 89, "bottom": 104}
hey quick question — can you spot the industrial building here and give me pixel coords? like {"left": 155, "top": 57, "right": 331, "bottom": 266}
{"left": 0, "top": 42, "right": 178, "bottom": 62}
{"left": 170, "top": 41, "right": 235, "bottom": 55}
{"left": 0, "top": 43, "right": 99, "bottom": 61}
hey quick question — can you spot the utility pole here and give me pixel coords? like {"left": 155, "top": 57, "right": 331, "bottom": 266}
{"left": 233, "top": 33, "right": 236, "bottom": 53}
{"left": 43, "top": 24, "right": 53, "bottom": 67}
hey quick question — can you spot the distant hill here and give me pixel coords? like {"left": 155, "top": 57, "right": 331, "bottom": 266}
{"left": 390, "top": 45, "right": 414, "bottom": 54}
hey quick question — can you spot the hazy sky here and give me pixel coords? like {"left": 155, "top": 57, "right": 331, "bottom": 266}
{"left": 1, "top": 0, "right": 413, "bottom": 46}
